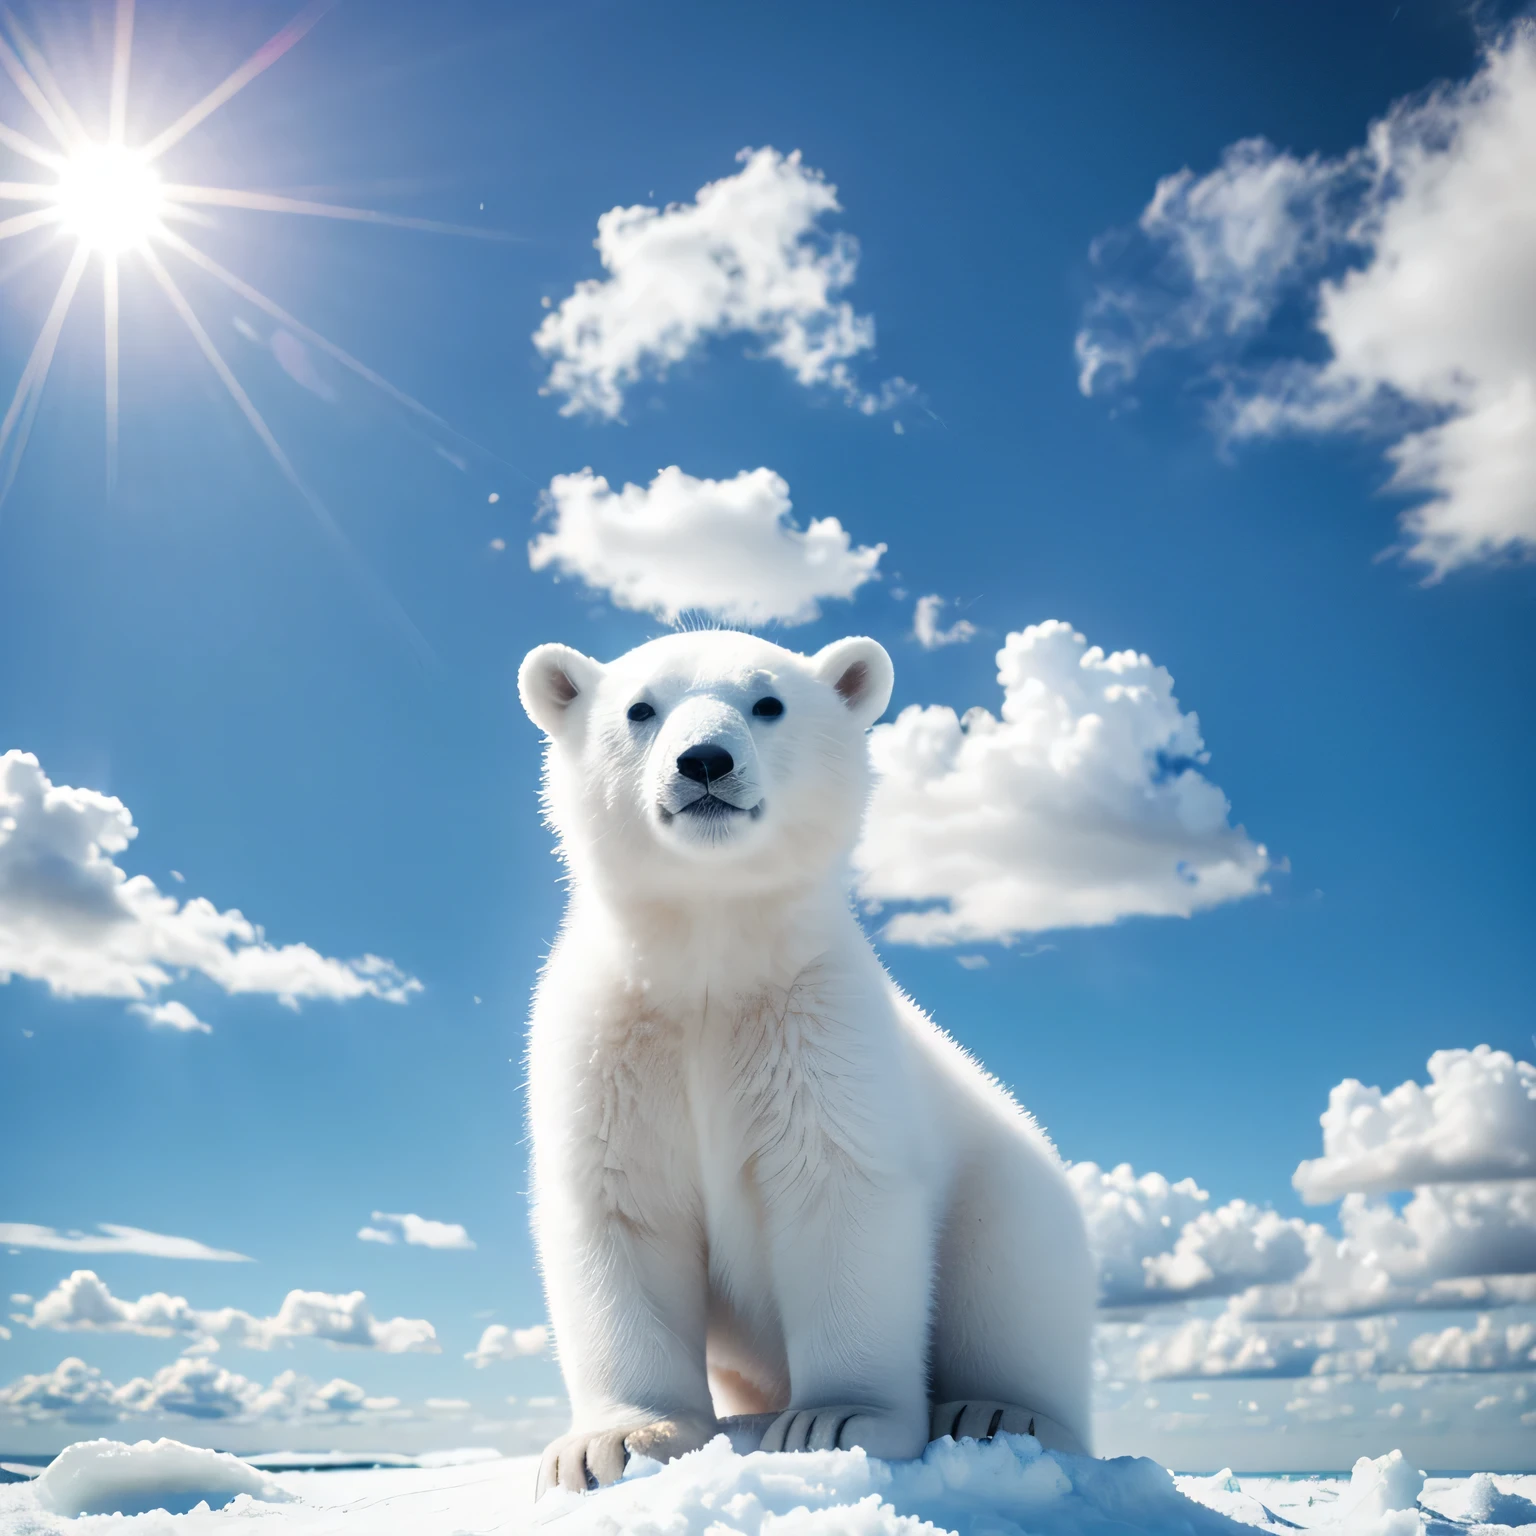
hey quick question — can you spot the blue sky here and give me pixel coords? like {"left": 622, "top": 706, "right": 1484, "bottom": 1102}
{"left": 1, "top": 0, "right": 1533, "bottom": 1472}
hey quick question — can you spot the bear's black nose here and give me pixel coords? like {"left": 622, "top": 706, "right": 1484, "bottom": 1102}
{"left": 676, "top": 743, "right": 734, "bottom": 784}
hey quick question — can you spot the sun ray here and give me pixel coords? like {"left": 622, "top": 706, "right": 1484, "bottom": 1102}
{"left": 0, "top": 205, "right": 60, "bottom": 240}
{"left": 0, "top": 11, "right": 88, "bottom": 149}
{"left": 140, "top": 0, "right": 337, "bottom": 163}
{"left": 139, "top": 243, "right": 433, "bottom": 665}
{"left": 161, "top": 225, "right": 458, "bottom": 438}
{"left": 103, "top": 253, "right": 118, "bottom": 492}
{"left": 0, "top": 240, "right": 88, "bottom": 504}
{"left": 0, "top": 119, "right": 62, "bottom": 169}
{"left": 139, "top": 245, "right": 322, "bottom": 517}
{"left": 107, "top": 0, "right": 133, "bottom": 146}
{"left": 0, "top": 35, "right": 72, "bottom": 150}
{"left": 0, "top": 1, "right": 503, "bottom": 653}
{"left": 159, "top": 184, "right": 521, "bottom": 241}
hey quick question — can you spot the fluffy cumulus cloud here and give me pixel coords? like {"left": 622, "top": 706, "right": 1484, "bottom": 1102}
{"left": 912, "top": 595, "right": 977, "bottom": 649}
{"left": 1293, "top": 1046, "right": 1536, "bottom": 1202}
{"left": 127, "top": 999, "right": 210, "bottom": 1033}
{"left": 1135, "top": 1311, "right": 1396, "bottom": 1382}
{"left": 0, "top": 751, "right": 420, "bottom": 1024}
{"left": 0, "top": 1223, "right": 250, "bottom": 1261}
{"left": 854, "top": 621, "right": 1270, "bottom": 944}
{"left": 535, "top": 147, "right": 906, "bottom": 419}
{"left": 356, "top": 1211, "right": 475, "bottom": 1249}
{"left": 1137, "top": 1306, "right": 1536, "bottom": 1383}
{"left": 1078, "top": 25, "right": 1536, "bottom": 574}
{"left": 1069, "top": 1163, "right": 1309, "bottom": 1311}
{"left": 1104, "top": 1048, "right": 1536, "bottom": 1406}
{"left": 530, "top": 467, "right": 883, "bottom": 625}
{"left": 12, "top": 1270, "right": 438, "bottom": 1355}
{"left": 0, "top": 1356, "right": 400, "bottom": 1424}
{"left": 465, "top": 1322, "right": 550, "bottom": 1367}
{"left": 1407, "top": 1316, "right": 1536, "bottom": 1374}
{"left": 1237, "top": 1182, "right": 1536, "bottom": 1322}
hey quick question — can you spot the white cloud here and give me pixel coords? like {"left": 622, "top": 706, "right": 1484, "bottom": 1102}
{"left": 1293, "top": 1046, "right": 1536, "bottom": 1202}
{"left": 0, "top": 1223, "right": 250, "bottom": 1262}
{"left": 0, "top": 751, "right": 421, "bottom": 1020}
{"left": 1135, "top": 1289, "right": 1536, "bottom": 1385}
{"left": 1078, "top": 1142, "right": 1536, "bottom": 1327}
{"left": 1141, "top": 1202, "right": 1312, "bottom": 1303}
{"left": 356, "top": 1211, "right": 475, "bottom": 1250}
{"left": 535, "top": 147, "right": 905, "bottom": 419}
{"left": 0, "top": 1356, "right": 401, "bottom": 1424}
{"left": 1074, "top": 137, "right": 1345, "bottom": 398}
{"left": 912, "top": 595, "right": 976, "bottom": 650}
{"left": 1407, "top": 1315, "right": 1536, "bottom": 1373}
{"left": 1237, "top": 1182, "right": 1536, "bottom": 1321}
{"left": 1069, "top": 1163, "right": 1309, "bottom": 1311}
{"left": 531, "top": 466, "right": 883, "bottom": 626}
{"left": 13, "top": 1270, "right": 439, "bottom": 1354}
{"left": 128, "top": 1000, "right": 211, "bottom": 1034}
{"left": 1078, "top": 25, "right": 1536, "bottom": 575}
{"left": 466, "top": 1322, "right": 549, "bottom": 1367}
{"left": 1136, "top": 1311, "right": 1396, "bottom": 1381}
{"left": 854, "top": 621, "right": 1270, "bottom": 944}
{"left": 0, "top": 1356, "right": 124, "bottom": 1423}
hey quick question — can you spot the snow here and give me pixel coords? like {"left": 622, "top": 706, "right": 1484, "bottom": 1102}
{"left": 1424, "top": 1473, "right": 1536, "bottom": 1528}
{"left": 0, "top": 1435, "right": 1530, "bottom": 1535}
{"left": 29, "top": 1439, "right": 293, "bottom": 1517}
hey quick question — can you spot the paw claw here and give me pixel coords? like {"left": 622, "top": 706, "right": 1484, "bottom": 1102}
{"left": 762, "top": 1405, "right": 925, "bottom": 1459}
{"left": 928, "top": 1400, "right": 1086, "bottom": 1455}
{"left": 536, "top": 1414, "right": 715, "bottom": 1498}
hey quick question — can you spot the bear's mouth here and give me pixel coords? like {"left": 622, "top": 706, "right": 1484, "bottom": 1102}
{"left": 659, "top": 793, "right": 764, "bottom": 826}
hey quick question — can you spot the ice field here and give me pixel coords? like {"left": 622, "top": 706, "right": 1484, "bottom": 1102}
{"left": 2, "top": 1435, "right": 1533, "bottom": 1536}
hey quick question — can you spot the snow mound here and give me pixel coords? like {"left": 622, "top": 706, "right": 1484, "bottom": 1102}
{"left": 1426, "top": 1472, "right": 1536, "bottom": 1528}
{"left": 33, "top": 1437, "right": 295, "bottom": 1517}
{"left": 534, "top": 1432, "right": 1259, "bottom": 1535}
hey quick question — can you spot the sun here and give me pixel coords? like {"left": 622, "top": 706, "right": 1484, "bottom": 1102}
{"left": 52, "top": 142, "right": 163, "bottom": 254}
{"left": 0, "top": 0, "right": 509, "bottom": 557}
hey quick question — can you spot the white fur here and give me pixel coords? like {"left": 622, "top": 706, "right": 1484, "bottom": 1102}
{"left": 518, "top": 631, "right": 1093, "bottom": 1490}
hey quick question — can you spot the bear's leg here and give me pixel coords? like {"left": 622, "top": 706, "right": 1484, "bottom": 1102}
{"left": 534, "top": 1197, "right": 718, "bottom": 1495}
{"left": 757, "top": 1174, "right": 934, "bottom": 1459}
{"left": 928, "top": 1144, "right": 1095, "bottom": 1455}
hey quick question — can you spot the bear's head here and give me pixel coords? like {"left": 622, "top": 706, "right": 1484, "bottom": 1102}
{"left": 519, "top": 630, "right": 893, "bottom": 900}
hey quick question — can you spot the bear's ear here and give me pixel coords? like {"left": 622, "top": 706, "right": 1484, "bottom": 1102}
{"left": 811, "top": 637, "right": 894, "bottom": 729}
{"left": 519, "top": 644, "right": 604, "bottom": 740}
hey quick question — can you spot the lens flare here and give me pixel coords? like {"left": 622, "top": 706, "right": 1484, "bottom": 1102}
{"left": 52, "top": 143, "right": 162, "bottom": 253}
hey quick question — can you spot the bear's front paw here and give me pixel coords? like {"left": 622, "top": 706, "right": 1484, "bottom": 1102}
{"left": 760, "top": 1405, "right": 926, "bottom": 1459}
{"left": 536, "top": 1412, "right": 716, "bottom": 1497}
{"left": 929, "top": 1400, "right": 1086, "bottom": 1455}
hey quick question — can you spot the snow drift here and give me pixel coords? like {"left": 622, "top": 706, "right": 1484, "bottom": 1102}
{"left": 31, "top": 1437, "right": 293, "bottom": 1517}
{"left": 2, "top": 1434, "right": 1532, "bottom": 1534}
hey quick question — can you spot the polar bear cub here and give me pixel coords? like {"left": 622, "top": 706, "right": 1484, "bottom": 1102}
{"left": 519, "top": 630, "right": 1093, "bottom": 1495}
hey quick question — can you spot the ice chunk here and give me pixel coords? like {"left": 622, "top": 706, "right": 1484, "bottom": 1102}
{"left": 33, "top": 1437, "right": 294, "bottom": 1517}
{"left": 1331, "top": 1450, "right": 1425, "bottom": 1534}
{"left": 1425, "top": 1471, "right": 1536, "bottom": 1528}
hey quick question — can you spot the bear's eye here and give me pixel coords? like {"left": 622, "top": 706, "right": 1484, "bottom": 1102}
{"left": 626, "top": 701, "right": 656, "bottom": 723}
{"left": 751, "top": 696, "right": 784, "bottom": 719}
